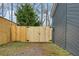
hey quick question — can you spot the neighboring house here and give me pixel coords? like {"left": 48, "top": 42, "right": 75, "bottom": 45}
{"left": 50, "top": 3, "right": 79, "bottom": 55}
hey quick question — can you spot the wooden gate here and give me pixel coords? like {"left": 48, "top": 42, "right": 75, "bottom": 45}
{"left": 12, "top": 26, "right": 52, "bottom": 42}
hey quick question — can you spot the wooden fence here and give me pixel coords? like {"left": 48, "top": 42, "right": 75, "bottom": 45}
{"left": 0, "top": 17, "right": 11, "bottom": 45}
{"left": 0, "top": 17, "right": 52, "bottom": 45}
{"left": 11, "top": 26, "right": 52, "bottom": 42}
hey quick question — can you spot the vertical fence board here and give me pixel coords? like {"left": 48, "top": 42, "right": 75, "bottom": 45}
{"left": 33, "top": 27, "right": 40, "bottom": 42}
{"left": 16, "top": 26, "right": 20, "bottom": 41}
{"left": 20, "top": 26, "right": 26, "bottom": 42}
{"left": 46, "top": 27, "right": 49, "bottom": 42}
{"left": 11, "top": 24, "right": 16, "bottom": 41}
{"left": 40, "top": 27, "right": 46, "bottom": 42}
{"left": 27, "top": 27, "right": 34, "bottom": 42}
{"left": 50, "top": 28, "right": 52, "bottom": 41}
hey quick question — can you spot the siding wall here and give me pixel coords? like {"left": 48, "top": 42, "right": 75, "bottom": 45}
{"left": 53, "top": 3, "right": 79, "bottom": 55}
{"left": 66, "top": 4, "right": 79, "bottom": 55}
{"left": 53, "top": 3, "right": 66, "bottom": 48}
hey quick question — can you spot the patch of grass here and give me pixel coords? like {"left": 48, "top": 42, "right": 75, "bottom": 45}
{"left": 0, "top": 42, "right": 72, "bottom": 56}
{"left": 0, "top": 42, "right": 29, "bottom": 56}
{"left": 39, "top": 42, "right": 72, "bottom": 56}
{"left": 0, "top": 42, "right": 27, "bottom": 48}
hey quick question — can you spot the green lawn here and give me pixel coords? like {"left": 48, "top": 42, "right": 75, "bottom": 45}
{"left": 0, "top": 42, "right": 72, "bottom": 56}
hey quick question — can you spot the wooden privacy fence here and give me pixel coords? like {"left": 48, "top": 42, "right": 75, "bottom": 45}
{"left": 11, "top": 26, "right": 52, "bottom": 42}
{"left": 0, "top": 17, "right": 52, "bottom": 45}
{"left": 0, "top": 17, "right": 12, "bottom": 45}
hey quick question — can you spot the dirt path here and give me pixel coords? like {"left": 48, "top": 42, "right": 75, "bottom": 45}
{"left": 0, "top": 42, "right": 71, "bottom": 56}
{"left": 15, "top": 43, "right": 45, "bottom": 56}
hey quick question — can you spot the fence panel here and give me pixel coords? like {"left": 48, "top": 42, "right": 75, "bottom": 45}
{"left": 15, "top": 26, "right": 52, "bottom": 42}
{"left": 32, "top": 27, "right": 40, "bottom": 42}
{"left": 0, "top": 17, "right": 11, "bottom": 45}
